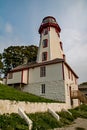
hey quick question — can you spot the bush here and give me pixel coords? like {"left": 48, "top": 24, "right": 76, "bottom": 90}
{"left": 0, "top": 113, "right": 28, "bottom": 130}
{"left": 28, "top": 112, "right": 59, "bottom": 129}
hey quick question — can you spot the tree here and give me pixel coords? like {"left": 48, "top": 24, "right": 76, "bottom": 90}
{"left": 3, "top": 45, "right": 38, "bottom": 76}
{"left": 0, "top": 53, "right": 3, "bottom": 78}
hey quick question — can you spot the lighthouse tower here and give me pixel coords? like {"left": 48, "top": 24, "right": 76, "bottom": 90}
{"left": 37, "top": 16, "right": 65, "bottom": 63}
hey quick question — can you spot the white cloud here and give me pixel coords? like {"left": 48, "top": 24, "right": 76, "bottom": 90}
{"left": 61, "top": 28, "right": 87, "bottom": 83}
{"left": 5, "top": 23, "right": 13, "bottom": 33}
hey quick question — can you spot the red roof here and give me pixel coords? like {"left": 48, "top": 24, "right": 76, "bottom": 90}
{"left": 9, "top": 58, "right": 78, "bottom": 78}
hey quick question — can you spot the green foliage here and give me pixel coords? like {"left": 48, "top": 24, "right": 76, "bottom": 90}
{"left": 69, "top": 104, "right": 87, "bottom": 119}
{"left": 0, "top": 105, "right": 87, "bottom": 130}
{"left": 2, "top": 45, "right": 38, "bottom": 76}
{"left": 0, "top": 83, "right": 56, "bottom": 102}
{"left": 0, "top": 113, "right": 28, "bottom": 130}
{"left": 58, "top": 111, "right": 74, "bottom": 122}
{"left": 28, "top": 112, "right": 59, "bottom": 130}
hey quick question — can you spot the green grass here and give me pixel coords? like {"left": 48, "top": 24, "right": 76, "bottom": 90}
{"left": 0, "top": 83, "right": 57, "bottom": 102}
{"left": 28, "top": 112, "right": 59, "bottom": 130}
{"left": 0, "top": 113, "right": 28, "bottom": 130}
{"left": 69, "top": 104, "right": 87, "bottom": 119}
{"left": 0, "top": 104, "right": 87, "bottom": 130}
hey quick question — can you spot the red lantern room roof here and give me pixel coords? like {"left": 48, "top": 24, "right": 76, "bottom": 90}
{"left": 38, "top": 16, "right": 61, "bottom": 34}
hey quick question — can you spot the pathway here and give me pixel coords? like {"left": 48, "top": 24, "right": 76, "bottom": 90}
{"left": 54, "top": 118, "right": 87, "bottom": 130}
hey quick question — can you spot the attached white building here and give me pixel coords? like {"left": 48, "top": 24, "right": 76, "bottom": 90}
{"left": 6, "top": 16, "right": 79, "bottom": 107}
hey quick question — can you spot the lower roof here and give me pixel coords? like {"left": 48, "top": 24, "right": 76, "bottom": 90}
{"left": 9, "top": 58, "right": 78, "bottom": 78}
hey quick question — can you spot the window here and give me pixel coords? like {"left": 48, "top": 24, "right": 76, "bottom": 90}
{"left": 68, "top": 69, "right": 70, "bottom": 79}
{"left": 41, "top": 84, "right": 45, "bottom": 94}
{"left": 44, "top": 28, "right": 48, "bottom": 35}
{"left": 8, "top": 72, "right": 13, "bottom": 79}
{"left": 40, "top": 66, "right": 46, "bottom": 77}
{"left": 42, "top": 52, "right": 47, "bottom": 61}
{"left": 43, "top": 39, "right": 48, "bottom": 48}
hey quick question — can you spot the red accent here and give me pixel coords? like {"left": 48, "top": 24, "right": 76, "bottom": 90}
{"left": 48, "top": 27, "right": 50, "bottom": 31}
{"left": 21, "top": 70, "right": 23, "bottom": 83}
{"left": 63, "top": 54, "right": 66, "bottom": 61}
{"left": 39, "top": 22, "right": 61, "bottom": 34}
{"left": 60, "top": 42, "right": 63, "bottom": 50}
{"left": 62, "top": 62, "right": 65, "bottom": 80}
{"left": 27, "top": 69, "right": 29, "bottom": 84}
{"left": 55, "top": 28, "right": 59, "bottom": 33}
{"left": 10, "top": 59, "right": 78, "bottom": 79}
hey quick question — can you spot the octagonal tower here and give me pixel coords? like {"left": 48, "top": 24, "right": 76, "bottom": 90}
{"left": 37, "top": 16, "right": 65, "bottom": 63}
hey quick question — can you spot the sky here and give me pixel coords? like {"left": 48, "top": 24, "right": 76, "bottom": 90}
{"left": 0, "top": 0, "right": 87, "bottom": 83}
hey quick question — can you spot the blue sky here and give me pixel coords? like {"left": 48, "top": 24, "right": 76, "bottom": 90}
{"left": 0, "top": 0, "right": 87, "bottom": 83}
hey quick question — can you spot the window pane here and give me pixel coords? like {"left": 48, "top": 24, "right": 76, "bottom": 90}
{"left": 40, "top": 66, "right": 46, "bottom": 77}
{"left": 41, "top": 84, "right": 45, "bottom": 94}
{"left": 43, "top": 39, "right": 48, "bottom": 48}
{"left": 42, "top": 52, "right": 47, "bottom": 61}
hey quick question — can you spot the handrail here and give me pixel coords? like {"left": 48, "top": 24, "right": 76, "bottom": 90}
{"left": 71, "top": 90, "right": 87, "bottom": 103}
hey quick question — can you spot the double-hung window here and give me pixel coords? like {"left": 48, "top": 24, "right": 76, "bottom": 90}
{"left": 40, "top": 66, "right": 46, "bottom": 77}
{"left": 41, "top": 84, "right": 45, "bottom": 94}
{"left": 42, "top": 52, "right": 47, "bottom": 61}
{"left": 43, "top": 39, "right": 48, "bottom": 48}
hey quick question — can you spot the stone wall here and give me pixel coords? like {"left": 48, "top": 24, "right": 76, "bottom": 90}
{"left": 23, "top": 80, "right": 65, "bottom": 102}
{"left": 0, "top": 100, "right": 70, "bottom": 115}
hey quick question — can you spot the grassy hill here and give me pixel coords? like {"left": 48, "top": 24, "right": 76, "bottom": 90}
{"left": 0, "top": 84, "right": 87, "bottom": 130}
{"left": 0, "top": 83, "right": 55, "bottom": 102}
{"left": 0, "top": 104, "right": 87, "bottom": 130}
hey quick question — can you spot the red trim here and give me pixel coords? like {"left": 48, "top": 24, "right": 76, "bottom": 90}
{"left": 48, "top": 27, "right": 50, "bottom": 31}
{"left": 62, "top": 62, "right": 65, "bottom": 80}
{"left": 21, "top": 70, "right": 23, "bottom": 83}
{"left": 10, "top": 59, "right": 78, "bottom": 78}
{"left": 63, "top": 54, "right": 66, "bottom": 61}
{"left": 27, "top": 69, "right": 29, "bottom": 84}
{"left": 60, "top": 42, "right": 63, "bottom": 50}
{"left": 39, "top": 22, "right": 61, "bottom": 34}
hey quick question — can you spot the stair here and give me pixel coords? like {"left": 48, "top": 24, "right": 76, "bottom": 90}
{"left": 71, "top": 90, "right": 87, "bottom": 104}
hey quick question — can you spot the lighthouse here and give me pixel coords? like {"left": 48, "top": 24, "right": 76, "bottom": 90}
{"left": 7, "top": 16, "right": 79, "bottom": 108}
{"left": 37, "top": 16, "right": 65, "bottom": 63}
